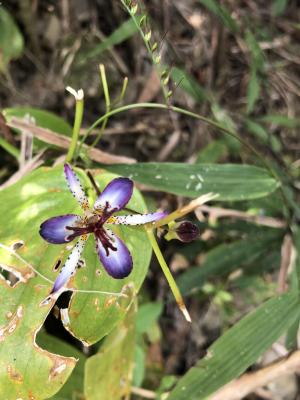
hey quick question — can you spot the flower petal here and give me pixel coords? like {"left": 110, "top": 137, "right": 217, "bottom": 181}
{"left": 94, "top": 178, "right": 133, "bottom": 214}
{"left": 64, "top": 163, "right": 89, "bottom": 210}
{"left": 50, "top": 236, "right": 87, "bottom": 294}
{"left": 96, "top": 229, "right": 133, "bottom": 279}
{"left": 39, "top": 214, "right": 81, "bottom": 244}
{"left": 108, "top": 211, "right": 168, "bottom": 225}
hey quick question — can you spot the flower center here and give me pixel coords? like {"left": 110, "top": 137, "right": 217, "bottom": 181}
{"left": 65, "top": 202, "right": 118, "bottom": 254}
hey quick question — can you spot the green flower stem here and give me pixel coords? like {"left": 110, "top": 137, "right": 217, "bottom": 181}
{"left": 66, "top": 88, "right": 84, "bottom": 163}
{"left": 81, "top": 102, "right": 269, "bottom": 167}
{"left": 0, "top": 136, "right": 20, "bottom": 159}
{"left": 79, "top": 101, "right": 289, "bottom": 216}
{"left": 151, "top": 193, "right": 219, "bottom": 229}
{"left": 146, "top": 229, "right": 191, "bottom": 322}
{"left": 91, "top": 65, "right": 111, "bottom": 148}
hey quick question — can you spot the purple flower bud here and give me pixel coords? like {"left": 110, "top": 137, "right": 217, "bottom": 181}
{"left": 175, "top": 221, "right": 200, "bottom": 243}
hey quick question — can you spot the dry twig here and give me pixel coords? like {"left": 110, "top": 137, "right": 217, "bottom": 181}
{"left": 209, "top": 350, "right": 300, "bottom": 400}
{"left": 196, "top": 205, "right": 286, "bottom": 229}
{"left": 8, "top": 118, "right": 136, "bottom": 164}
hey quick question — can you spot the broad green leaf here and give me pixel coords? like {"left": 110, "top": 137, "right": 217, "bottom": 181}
{"left": 177, "top": 231, "right": 282, "bottom": 294}
{"left": 102, "top": 163, "right": 280, "bottom": 201}
{"left": 0, "top": 165, "right": 152, "bottom": 396}
{"left": 170, "top": 67, "right": 209, "bottom": 103}
{"left": 76, "top": 18, "right": 138, "bottom": 65}
{"left": 0, "top": 7, "right": 24, "bottom": 72}
{"left": 136, "top": 301, "right": 163, "bottom": 334}
{"left": 3, "top": 108, "right": 72, "bottom": 136}
{"left": 0, "top": 270, "right": 76, "bottom": 398}
{"left": 199, "top": 0, "right": 238, "bottom": 33}
{"left": 168, "top": 291, "right": 300, "bottom": 400}
{"left": 84, "top": 303, "right": 136, "bottom": 400}
{"left": 37, "top": 332, "right": 86, "bottom": 400}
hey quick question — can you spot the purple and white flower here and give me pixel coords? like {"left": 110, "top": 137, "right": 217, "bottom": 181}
{"left": 40, "top": 164, "right": 167, "bottom": 295}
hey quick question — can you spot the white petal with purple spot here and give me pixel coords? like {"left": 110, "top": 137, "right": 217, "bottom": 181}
{"left": 51, "top": 236, "right": 88, "bottom": 294}
{"left": 39, "top": 214, "right": 81, "bottom": 244}
{"left": 64, "top": 163, "right": 89, "bottom": 210}
{"left": 96, "top": 229, "right": 133, "bottom": 279}
{"left": 109, "top": 211, "right": 167, "bottom": 225}
{"left": 94, "top": 178, "right": 133, "bottom": 213}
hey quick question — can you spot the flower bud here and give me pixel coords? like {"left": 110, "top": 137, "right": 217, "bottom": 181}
{"left": 175, "top": 221, "right": 199, "bottom": 242}
{"left": 164, "top": 221, "right": 199, "bottom": 242}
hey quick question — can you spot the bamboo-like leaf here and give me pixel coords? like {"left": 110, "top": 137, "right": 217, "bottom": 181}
{"left": 168, "top": 292, "right": 300, "bottom": 399}
{"left": 103, "top": 163, "right": 280, "bottom": 201}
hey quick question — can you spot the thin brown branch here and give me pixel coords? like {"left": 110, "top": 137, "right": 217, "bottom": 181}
{"left": 197, "top": 205, "right": 286, "bottom": 229}
{"left": 209, "top": 350, "right": 300, "bottom": 400}
{"left": 8, "top": 118, "right": 136, "bottom": 165}
{"left": 277, "top": 234, "right": 293, "bottom": 293}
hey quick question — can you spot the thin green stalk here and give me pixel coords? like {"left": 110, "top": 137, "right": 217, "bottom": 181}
{"left": 146, "top": 229, "right": 191, "bottom": 322}
{"left": 79, "top": 101, "right": 289, "bottom": 217}
{"left": 80, "top": 102, "right": 273, "bottom": 169}
{"left": 111, "top": 76, "right": 128, "bottom": 107}
{"left": 0, "top": 136, "right": 20, "bottom": 159}
{"left": 65, "top": 87, "right": 84, "bottom": 163}
{"left": 91, "top": 65, "right": 111, "bottom": 148}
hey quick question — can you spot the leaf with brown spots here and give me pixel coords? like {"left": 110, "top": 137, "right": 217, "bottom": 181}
{"left": 0, "top": 165, "right": 152, "bottom": 398}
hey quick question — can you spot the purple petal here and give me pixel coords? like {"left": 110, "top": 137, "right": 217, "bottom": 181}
{"left": 64, "top": 164, "right": 89, "bottom": 210}
{"left": 40, "top": 214, "right": 81, "bottom": 244}
{"left": 94, "top": 178, "right": 133, "bottom": 214}
{"left": 96, "top": 229, "right": 133, "bottom": 279}
{"left": 50, "top": 236, "right": 87, "bottom": 294}
{"left": 109, "top": 211, "right": 168, "bottom": 225}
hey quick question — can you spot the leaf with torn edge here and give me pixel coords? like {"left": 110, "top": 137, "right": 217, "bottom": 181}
{"left": 0, "top": 165, "right": 152, "bottom": 359}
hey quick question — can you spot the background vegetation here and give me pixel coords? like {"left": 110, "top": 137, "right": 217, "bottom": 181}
{"left": 0, "top": 0, "right": 300, "bottom": 399}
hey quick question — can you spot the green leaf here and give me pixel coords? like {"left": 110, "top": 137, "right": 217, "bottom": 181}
{"left": 272, "top": 0, "right": 288, "bottom": 16}
{"left": 37, "top": 332, "right": 86, "bottom": 400}
{"left": 0, "top": 7, "right": 24, "bottom": 72}
{"left": 259, "top": 114, "right": 299, "bottom": 128}
{"left": 0, "top": 135, "right": 19, "bottom": 159}
{"left": 133, "top": 345, "right": 145, "bottom": 387}
{"left": 0, "top": 271, "right": 76, "bottom": 397}
{"left": 195, "top": 140, "right": 227, "bottom": 164}
{"left": 177, "top": 231, "right": 282, "bottom": 295}
{"left": 247, "top": 68, "right": 260, "bottom": 114}
{"left": 102, "top": 163, "right": 280, "bottom": 201}
{"left": 199, "top": 0, "right": 238, "bottom": 33}
{"left": 84, "top": 303, "right": 136, "bottom": 400}
{"left": 168, "top": 291, "right": 300, "bottom": 400}
{"left": 210, "top": 103, "right": 240, "bottom": 152}
{"left": 245, "top": 30, "right": 265, "bottom": 71}
{"left": 3, "top": 107, "right": 72, "bottom": 136}
{"left": 136, "top": 301, "right": 163, "bottom": 334}
{"left": 0, "top": 165, "right": 152, "bottom": 396}
{"left": 245, "top": 119, "right": 268, "bottom": 141}
{"left": 76, "top": 18, "right": 138, "bottom": 64}
{"left": 170, "top": 67, "right": 209, "bottom": 103}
